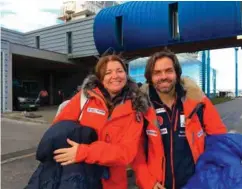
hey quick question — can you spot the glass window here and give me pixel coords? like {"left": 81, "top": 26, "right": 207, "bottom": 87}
{"left": 66, "top": 32, "right": 72, "bottom": 53}
{"left": 36, "top": 36, "right": 40, "bottom": 48}
{"left": 169, "top": 2, "right": 180, "bottom": 39}
{"left": 116, "top": 16, "right": 123, "bottom": 47}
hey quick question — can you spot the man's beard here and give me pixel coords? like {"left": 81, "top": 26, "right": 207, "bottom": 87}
{"left": 155, "top": 79, "right": 176, "bottom": 94}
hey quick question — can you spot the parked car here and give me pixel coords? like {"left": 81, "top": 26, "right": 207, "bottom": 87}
{"left": 13, "top": 90, "right": 40, "bottom": 111}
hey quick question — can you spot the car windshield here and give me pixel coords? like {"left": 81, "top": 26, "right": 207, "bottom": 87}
{"left": 14, "top": 87, "right": 38, "bottom": 98}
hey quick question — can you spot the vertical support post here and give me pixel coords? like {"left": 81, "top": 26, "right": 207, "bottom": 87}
{"left": 206, "top": 50, "right": 210, "bottom": 98}
{"left": 235, "top": 47, "right": 238, "bottom": 97}
{"left": 202, "top": 51, "right": 206, "bottom": 92}
{"left": 126, "top": 63, "right": 129, "bottom": 75}
{"left": 213, "top": 69, "right": 216, "bottom": 97}
{"left": 49, "top": 73, "right": 53, "bottom": 105}
{"left": 1, "top": 52, "right": 3, "bottom": 112}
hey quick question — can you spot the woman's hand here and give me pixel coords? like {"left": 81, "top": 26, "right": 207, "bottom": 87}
{"left": 153, "top": 182, "right": 166, "bottom": 189}
{"left": 53, "top": 138, "right": 79, "bottom": 166}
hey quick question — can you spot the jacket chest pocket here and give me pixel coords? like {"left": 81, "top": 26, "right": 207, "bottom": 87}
{"left": 104, "top": 121, "right": 128, "bottom": 143}
{"left": 80, "top": 109, "right": 107, "bottom": 131}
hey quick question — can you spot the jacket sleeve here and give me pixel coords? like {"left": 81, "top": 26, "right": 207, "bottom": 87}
{"left": 75, "top": 115, "right": 143, "bottom": 167}
{"left": 203, "top": 96, "right": 227, "bottom": 134}
{"left": 52, "top": 92, "right": 81, "bottom": 124}
{"left": 131, "top": 133, "right": 157, "bottom": 189}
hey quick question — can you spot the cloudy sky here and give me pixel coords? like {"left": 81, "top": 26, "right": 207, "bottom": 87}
{"left": 0, "top": 0, "right": 63, "bottom": 32}
{"left": 0, "top": 0, "right": 241, "bottom": 91}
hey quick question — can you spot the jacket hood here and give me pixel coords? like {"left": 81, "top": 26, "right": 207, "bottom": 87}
{"left": 140, "top": 76, "right": 204, "bottom": 102}
{"left": 81, "top": 74, "right": 150, "bottom": 113}
{"left": 180, "top": 77, "right": 204, "bottom": 102}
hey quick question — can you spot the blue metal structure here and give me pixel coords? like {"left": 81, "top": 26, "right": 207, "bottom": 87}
{"left": 206, "top": 50, "right": 210, "bottom": 97}
{"left": 235, "top": 47, "right": 239, "bottom": 97}
{"left": 94, "top": 1, "right": 242, "bottom": 55}
{"left": 202, "top": 51, "right": 206, "bottom": 92}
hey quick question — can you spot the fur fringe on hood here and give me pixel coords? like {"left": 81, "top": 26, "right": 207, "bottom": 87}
{"left": 180, "top": 77, "right": 204, "bottom": 101}
{"left": 81, "top": 74, "right": 150, "bottom": 113}
{"left": 140, "top": 77, "right": 204, "bottom": 102}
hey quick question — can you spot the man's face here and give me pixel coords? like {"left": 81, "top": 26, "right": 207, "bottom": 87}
{"left": 151, "top": 57, "right": 177, "bottom": 94}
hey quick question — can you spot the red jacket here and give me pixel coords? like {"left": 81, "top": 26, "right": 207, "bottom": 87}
{"left": 132, "top": 77, "right": 227, "bottom": 189}
{"left": 53, "top": 75, "right": 158, "bottom": 189}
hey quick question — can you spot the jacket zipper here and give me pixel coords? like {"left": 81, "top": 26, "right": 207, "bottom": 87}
{"left": 161, "top": 156, "right": 166, "bottom": 186}
{"left": 170, "top": 105, "right": 177, "bottom": 189}
{"left": 170, "top": 130, "right": 176, "bottom": 189}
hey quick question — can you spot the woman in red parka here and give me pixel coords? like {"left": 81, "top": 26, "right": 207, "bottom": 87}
{"left": 52, "top": 54, "right": 160, "bottom": 189}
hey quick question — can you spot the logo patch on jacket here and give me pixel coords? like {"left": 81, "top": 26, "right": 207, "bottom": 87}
{"left": 146, "top": 129, "right": 158, "bottom": 136}
{"left": 87, "top": 108, "right": 106, "bottom": 115}
{"left": 156, "top": 108, "right": 166, "bottom": 114}
{"left": 180, "top": 115, "right": 185, "bottom": 127}
{"left": 160, "top": 128, "right": 168, "bottom": 135}
{"left": 197, "top": 129, "right": 204, "bottom": 138}
{"left": 157, "top": 116, "right": 164, "bottom": 126}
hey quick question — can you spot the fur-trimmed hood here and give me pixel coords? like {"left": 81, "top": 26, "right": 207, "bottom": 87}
{"left": 81, "top": 74, "right": 150, "bottom": 113}
{"left": 180, "top": 77, "right": 204, "bottom": 101}
{"left": 140, "top": 77, "right": 204, "bottom": 102}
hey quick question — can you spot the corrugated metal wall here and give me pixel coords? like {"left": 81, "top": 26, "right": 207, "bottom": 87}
{"left": 24, "top": 16, "right": 98, "bottom": 57}
{"left": 0, "top": 28, "right": 24, "bottom": 45}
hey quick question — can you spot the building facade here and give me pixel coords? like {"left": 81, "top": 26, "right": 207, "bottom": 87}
{"left": 1, "top": 1, "right": 120, "bottom": 112}
{"left": 1, "top": 1, "right": 241, "bottom": 112}
{"left": 0, "top": 16, "right": 99, "bottom": 112}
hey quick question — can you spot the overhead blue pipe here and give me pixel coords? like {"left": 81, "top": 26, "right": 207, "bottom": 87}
{"left": 206, "top": 50, "right": 210, "bottom": 98}
{"left": 235, "top": 47, "right": 238, "bottom": 97}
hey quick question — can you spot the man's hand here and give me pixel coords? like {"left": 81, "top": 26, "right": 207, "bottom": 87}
{"left": 54, "top": 138, "right": 79, "bottom": 166}
{"left": 153, "top": 182, "right": 166, "bottom": 189}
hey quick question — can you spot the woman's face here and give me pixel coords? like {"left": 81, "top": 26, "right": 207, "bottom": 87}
{"left": 102, "top": 60, "right": 127, "bottom": 97}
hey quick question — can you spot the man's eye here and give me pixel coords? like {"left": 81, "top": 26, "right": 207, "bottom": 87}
{"left": 154, "top": 71, "right": 160, "bottom": 75}
{"left": 167, "top": 69, "right": 173, "bottom": 73}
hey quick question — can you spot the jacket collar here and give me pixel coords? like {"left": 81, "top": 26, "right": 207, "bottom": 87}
{"left": 140, "top": 77, "right": 205, "bottom": 115}
{"left": 141, "top": 77, "right": 204, "bottom": 102}
{"left": 81, "top": 74, "right": 150, "bottom": 114}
